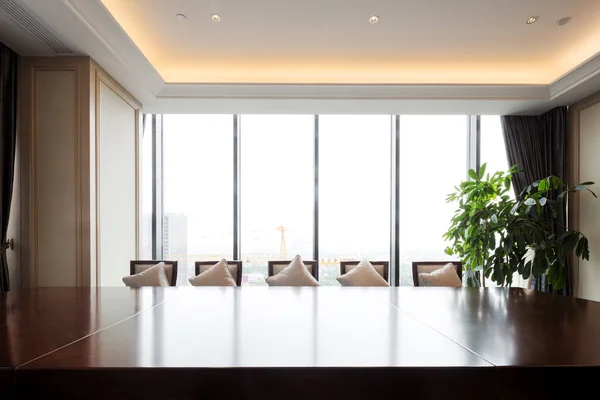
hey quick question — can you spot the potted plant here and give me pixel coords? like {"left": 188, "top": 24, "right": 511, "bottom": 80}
{"left": 443, "top": 163, "right": 596, "bottom": 289}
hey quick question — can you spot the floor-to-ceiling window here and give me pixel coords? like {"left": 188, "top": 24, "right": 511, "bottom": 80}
{"left": 143, "top": 113, "right": 508, "bottom": 287}
{"left": 163, "top": 115, "right": 234, "bottom": 283}
{"left": 398, "top": 116, "right": 469, "bottom": 286}
{"left": 240, "top": 115, "right": 314, "bottom": 285}
{"left": 319, "top": 115, "right": 392, "bottom": 286}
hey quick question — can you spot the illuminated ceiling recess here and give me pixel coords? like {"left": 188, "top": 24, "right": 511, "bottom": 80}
{"left": 99, "top": 0, "right": 600, "bottom": 85}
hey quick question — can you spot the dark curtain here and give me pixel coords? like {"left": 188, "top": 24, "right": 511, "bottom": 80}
{"left": 501, "top": 106, "right": 569, "bottom": 294}
{"left": 0, "top": 43, "right": 19, "bottom": 292}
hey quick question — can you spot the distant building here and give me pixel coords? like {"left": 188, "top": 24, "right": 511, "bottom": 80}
{"left": 163, "top": 213, "right": 188, "bottom": 259}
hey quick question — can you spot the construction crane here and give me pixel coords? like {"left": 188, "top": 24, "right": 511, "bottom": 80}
{"left": 276, "top": 225, "right": 288, "bottom": 259}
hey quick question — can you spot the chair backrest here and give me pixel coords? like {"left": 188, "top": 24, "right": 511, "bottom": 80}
{"left": 268, "top": 260, "right": 318, "bottom": 280}
{"left": 195, "top": 260, "right": 243, "bottom": 286}
{"left": 130, "top": 260, "right": 178, "bottom": 286}
{"left": 412, "top": 261, "right": 462, "bottom": 287}
{"left": 340, "top": 261, "right": 389, "bottom": 282}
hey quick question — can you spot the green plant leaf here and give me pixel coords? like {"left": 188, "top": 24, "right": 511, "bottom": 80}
{"left": 576, "top": 237, "right": 585, "bottom": 257}
{"left": 550, "top": 176, "right": 563, "bottom": 190}
{"left": 468, "top": 169, "right": 478, "bottom": 180}
{"left": 581, "top": 237, "right": 590, "bottom": 260}
{"left": 538, "top": 179, "right": 548, "bottom": 192}
{"left": 532, "top": 253, "right": 544, "bottom": 278}
{"left": 555, "top": 267, "right": 568, "bottom": 290}
{"left": 479, "top": 163, "right": 487, "bottom": 180}
{"left": 563, "top": 231, "right": 580, "bottom": 254}
{"left": 547, "top": 261, "right": 559, "bottom": 286}
{"left": 522, "top": 261, "right": 531, "bottom": 279}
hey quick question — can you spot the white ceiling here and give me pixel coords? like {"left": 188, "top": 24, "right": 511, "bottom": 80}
{"left": 1, "top": 0, "right": 600, "bottom": 114}
{"left": 100, "top": 0, "right": 600, "bottom": 85}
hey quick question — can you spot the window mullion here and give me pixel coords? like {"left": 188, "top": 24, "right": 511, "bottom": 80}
{"left": 314, "top": 115, "right": 319, "bottom": 268}
{"left": 467, "top": 115, "right": 481, "bottom": 176}
{"left": 391, "top": 115, "right": 400, "bottom": 287}
{"left": 233, "top": 114, "right": 241, "bottom": 260}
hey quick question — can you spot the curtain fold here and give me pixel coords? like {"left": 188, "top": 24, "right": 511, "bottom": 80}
{"left": 0, "top": 43, "right": 19, "bottom": 292}
{"left": 501, "top": 106, "right": 569, "bottom": 294}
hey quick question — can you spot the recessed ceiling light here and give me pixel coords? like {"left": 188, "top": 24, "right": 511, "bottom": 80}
{"left": 211, "top": 14, "right": 221, "bottom": 22}
{"left": 369, "top": 15, "right": 379, "bottom": 24}
{"left": 526, "top": 16, "right": 538, "bottom": 24}
{"left": 557, "top": 17, "right": 572, "bottom": 26}
{"left": 176, "top": 13, "right": 187, "bottom": 22}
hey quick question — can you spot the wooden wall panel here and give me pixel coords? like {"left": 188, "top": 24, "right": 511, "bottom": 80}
{"left": 18, "top": 57, "right": 142, "bottom": 288}
{"left": 20, "top": 57, "right": 91, "bottom": 287}
{"left": 35, "top": 70, "right": 78, "bottom": 286}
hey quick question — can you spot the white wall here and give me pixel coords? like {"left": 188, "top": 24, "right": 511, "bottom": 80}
{"left": 98, "top": 80, "right": 137, "bottom": 286}
{"left": 578, "top": 101, "right": 600, "bottom": 301}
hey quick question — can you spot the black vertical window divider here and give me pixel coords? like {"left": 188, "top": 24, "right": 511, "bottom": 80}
{"left": 233, "top": 115, "right": 241, "bottom": 260}
{"left": 313, "top": 115, "right": 320, "bottom": 271}
{"left": 390, "top": 115, "right": 401, "bottom": 287}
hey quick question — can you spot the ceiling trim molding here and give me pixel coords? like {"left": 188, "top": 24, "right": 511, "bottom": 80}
{"left": 61, "top": 0, "right": 128, "bottom": 67}
{"left": 142, "top": 97, "right": 554, "bottom": 116}
{"left": 60, "top": 0, "right": 164, "bottom": 99}
{"left": 157, "top": 83, "right": 550, "bottom": 100}
{"left": 549, "top": 52, "right": 600, "bottom": 100}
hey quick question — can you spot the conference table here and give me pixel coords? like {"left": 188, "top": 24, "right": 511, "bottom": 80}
{"left": 1, "top": 287, "right": 599, "bottom": 399}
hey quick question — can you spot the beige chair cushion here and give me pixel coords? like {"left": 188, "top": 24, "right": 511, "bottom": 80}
{"left": 416, "top": 263, "right": 449, "bottom": 276}
{"left": 271, "top": 261, "right": 314, "bottom": 276}
{"left": 123, "top": 262, "right": 170, "bottom": 288}
{"left": 133, "top": 262, "right": 175, "bottom": 285}
{"left": 198, "top": 262, "right": 238, "bottom": 282}
{"left": 418, "top": 263, "right": 462, "bottom": 287}
{"left": 266, "top": 255, "right": 319, "bottom": 287}
{"left": 337, "top": 260, "right": 389, "bottom": 287}
{"left": 189, "top": 259, "right": 237, "bottom": 286}
{"left": 344, "top": 262, "right": 386, "bottom": 279}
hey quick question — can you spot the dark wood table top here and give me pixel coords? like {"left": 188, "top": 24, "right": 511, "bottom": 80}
{"left": 4, "top": 287, "right": 600, "bottom": 399}
{"left": 388, "top": 287, "right": 600, "bottom": 366}
{"left": 0, "top": 287, "right": 166, "bottom": 367}
{"left": 19, "top": 287, "right": 490, "bottom": 369}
